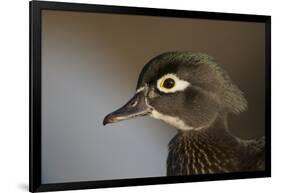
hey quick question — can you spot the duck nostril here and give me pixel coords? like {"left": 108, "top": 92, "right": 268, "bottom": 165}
{"left": 130, "top": 100, "right": 138, "bottom": 107}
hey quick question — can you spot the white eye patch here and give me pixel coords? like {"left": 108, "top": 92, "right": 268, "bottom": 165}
{"left": 157, "top": 73, "right": 190, "bottom": 93}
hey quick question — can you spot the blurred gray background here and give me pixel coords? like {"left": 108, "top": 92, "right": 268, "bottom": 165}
{"left": 41, "top": 10, "right": 265, "bottom": 183}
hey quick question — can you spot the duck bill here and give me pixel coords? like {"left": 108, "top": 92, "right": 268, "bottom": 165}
{"left": 103, "top": 90, "right": 151, "bottom": 125}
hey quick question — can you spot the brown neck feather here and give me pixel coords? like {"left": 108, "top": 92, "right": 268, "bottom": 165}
{"left": 166, "top": 112, "right": 242, "bottom": 176}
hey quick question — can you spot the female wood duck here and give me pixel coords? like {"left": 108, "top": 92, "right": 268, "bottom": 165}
{"left": 103, "top": 51, "right": 265, "bottom": 176}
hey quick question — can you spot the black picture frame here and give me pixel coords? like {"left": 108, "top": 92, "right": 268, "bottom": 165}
{"left": 29, "top": 0, "right": 271, "bottom": 192}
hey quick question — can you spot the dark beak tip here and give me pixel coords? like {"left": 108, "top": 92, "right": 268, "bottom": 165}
{"left": 103, "top": 114, "right": 115, "bottom": 126}
{"left": 103, "top": 116, "right": 109, "bottom": 126}
{"left": 102, "top": 119, "right": 108, "bottom": 126}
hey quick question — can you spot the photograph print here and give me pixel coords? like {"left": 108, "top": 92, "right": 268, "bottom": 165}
{"left": 30, "top": 1, "right": 270, "bottom": 192}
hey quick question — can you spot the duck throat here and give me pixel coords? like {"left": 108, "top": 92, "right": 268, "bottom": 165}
{"left": 166, "top": 118, "right": 241, "bottom": 176}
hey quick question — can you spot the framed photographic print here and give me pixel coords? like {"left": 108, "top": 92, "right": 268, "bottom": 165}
{"left": 29, "top": 0, "right": 271, "bottom": 192}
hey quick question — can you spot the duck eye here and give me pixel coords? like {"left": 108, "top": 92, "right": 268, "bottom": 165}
{"left": 161, "top": 78, "right": 175, "bottom": 89}
{"left": 157, "top": 73, "right": 190, "bottom": 93}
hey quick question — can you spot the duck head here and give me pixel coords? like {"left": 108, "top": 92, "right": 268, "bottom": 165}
{"left": 103, "top": 52, "right": 247, "bottom": 131}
